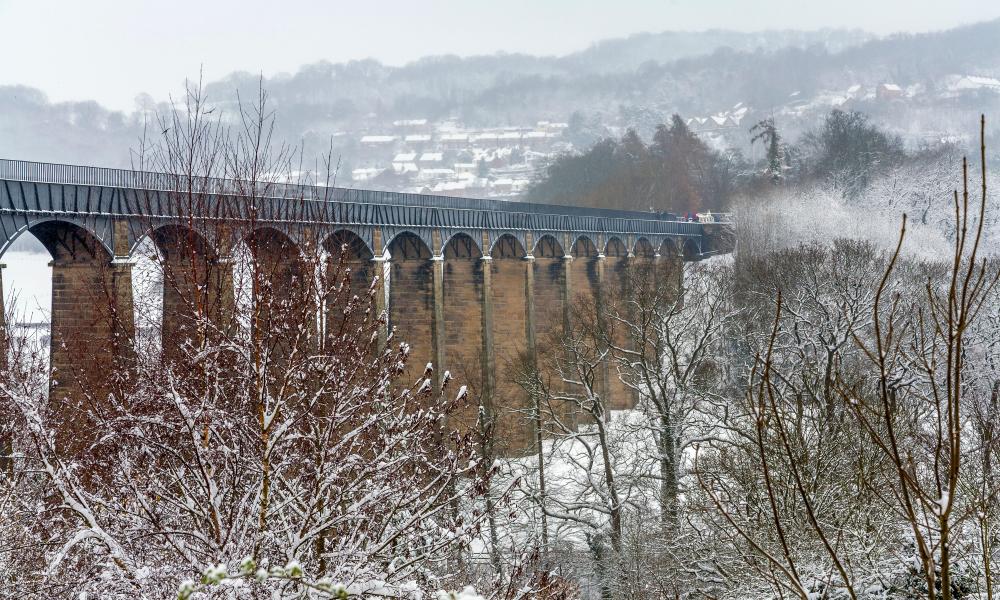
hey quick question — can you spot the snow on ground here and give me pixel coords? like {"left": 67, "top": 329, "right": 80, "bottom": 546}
{"left": 487, "top": 407, "right": 662, "bottom": 552}
{"left": 3, "top": 243, "right": 51, "bottom": 324}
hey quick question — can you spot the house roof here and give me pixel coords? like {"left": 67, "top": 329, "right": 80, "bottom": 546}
{"left": 392, "top": 162, "right": 418, "bottom": 173}
{"left": 955, "top": 75, "right": 1000, "bottom": 89}
{"left": 360, "top": 135, "right": 397, "bottom": 143}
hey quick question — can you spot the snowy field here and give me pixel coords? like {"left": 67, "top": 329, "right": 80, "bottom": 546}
{"left": 3, "top": 236, "right": 52, "bottom": 324}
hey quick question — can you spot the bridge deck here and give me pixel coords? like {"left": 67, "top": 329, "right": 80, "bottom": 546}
{"left": 0, "top": 158, "right": 727, "bottom": 220}
{"left": 0, "top": 158, "right": 732, "bottom": 258}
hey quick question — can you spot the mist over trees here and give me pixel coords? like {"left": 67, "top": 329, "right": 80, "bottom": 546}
{"left": 0, "top": 86, "right": 146, "bottom": 167}
{"left": 2, "top": 20, "right": 998, "bottom": 174}
{"left": 6, "top": 10, "right": 1000, "bottom": 598}
{"left": 525, "top": 108, "right": 913, "bottom": 214}
{"left": 800, "top": 109, "right": 906, "bottom": 196}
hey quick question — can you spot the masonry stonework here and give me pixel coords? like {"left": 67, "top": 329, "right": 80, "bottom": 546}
{"left": 489, "top": 237, "right": 532, "bottom": 454}
{"left": 388, "top": 234, "right": 435, "bottom": 391}
{"left": 2, "top": 165, "right": 731, "bottom": 470}
{"left": 44, "top": 227, "right": 134, "bottom": 463}
{"left": 441, "top": 235, "right": 485, "bottom": 433}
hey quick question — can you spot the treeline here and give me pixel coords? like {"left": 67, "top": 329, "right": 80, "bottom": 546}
{"left": 0, "top": 85, "right": 144, "bottom": 167}
{"left": 526, "top": 108, "right": 912, "bottom": 213}
{"left": 525, "top": 115, "right": 737, "bottom": 213}
{"left": 214, "top": 19, "right": 997, "bottom": 132}
{"left": 5, "top": 20, "right": 999, "bottom": 170}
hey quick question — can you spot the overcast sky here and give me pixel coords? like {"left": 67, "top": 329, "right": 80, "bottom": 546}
{"left": 2, "top": 0, "right": 998, "bottom": 111}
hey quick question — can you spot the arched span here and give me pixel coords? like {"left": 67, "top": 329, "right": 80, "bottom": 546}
{"left": 659, "top": 238, "right": 680, "bottom": 258}
{"left": 29, "top": 220, "right": 114, "bottom": 263}
{"left": 147, "top": 224, "right": 219, "bottom": 262}
{"left": 0, "top": 218, "right": 113, "bottom": 261}
{"left": 443, "top": 232, "right": 483, "bottom": 259}
{"left": 323, "top": 229, "right": 374, "bottom": 261}
{"left": 379, "top": 229, "right": 434, "bottom": 257}
{"left": 491, "top": 233, "right": 526, "bottom": 259}
{"left": 571, "top": 235, "right": 599, "bottom": 259}
{"left": 388, "top": 231, "right": 432, "bottom": 261}
{"left": 533, "top": 234, "right": 564, "bottom": 258}
{"left": 634, "top": 237, "right": 655, "bottom": 258}
{"left": 245, "top": 226, "right": 304, "bottom": 261}
{"left": 605, "top": 237, "right": 628, "bottom": 257}
{"left": 682, "top": 238, "right": 701, "bottom": 261}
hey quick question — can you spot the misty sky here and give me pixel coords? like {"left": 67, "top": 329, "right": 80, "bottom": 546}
{"left": 1, "top": 0, "right": 999, "bottom": 111}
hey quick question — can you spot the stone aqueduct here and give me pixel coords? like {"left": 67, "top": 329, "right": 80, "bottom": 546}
{"left": 0, "top": 159, "right": 734, "bottom": 454}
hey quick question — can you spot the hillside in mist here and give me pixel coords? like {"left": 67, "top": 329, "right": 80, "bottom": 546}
{"left": 1, "top": 20, "right": 997, "bottom": 182}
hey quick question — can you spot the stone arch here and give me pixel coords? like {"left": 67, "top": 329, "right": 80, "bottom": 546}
{"left": 440, "top": 231, "right": 485, "bottom": 433}
{"left": 244, "top": 226, "right": 309, "bottom": 299}
{"left": 571, "top": 235, "right": 599, "bottom": 258}
{"left": 322, "top": 229, "right": 376, "bottom": 343}
{"left": 628, "top": 237, "right": 658, "bottom": 292}
{"left": 603, "top": 236, "right": 630, "bottom": 292}
{"left": 323, "top": 228, "right": 374, "bottom": 261}
{"left": 146, "top": 224, "right": 232, "bottom": 361}
{"left": 0, "top": 226, "right": 54, "bottom": 328}
{"left": 533, "top": 234, "right": 564, "bottom": 258}
{"left": 127, "top": 219, "right": 217, "bottom": 260}
{"left": 444, "top": 232, "right": 483, "bottom": 259}
{"left": 131, "top": 224, "right": 218, "bottom": 340}
{"left": 605, "top": 236, "right": 628, "bottom": 257}
{"left": 148, "top": 224, "right": 219, "bottom": 262}
{"left": 682, "top": 238, "right": 701, "bottom": 261}
{"left": 245, "top": 226, "right": 312, "bottom": 355}
{"left": 487, "top": 232, "right": 533, "bottom": 452}
{"left": 28, "top": 220, "right": 113, "bottom": 263}
{"left": 388, "top": 231, "right": 433, "bottom": 261}
{"left": 387, "top": 231, "right": 434, "bottom": 384}
{"left": 246, "top": 226, "right": 304, "bottom": 263}
{"left": 659, "top": 238, "right": 680, "bottom": 258}
{"left": 244, "top": 226, "right": 309, "bottom": 293}
{"left": 0, "top": 216, "right": 115, "bottom": 262}
{"left": 490, "top": 233, "right": 526, "bottom": 259}
{"left": 323, "top": 228, "right": 375, "bottom": 296}
{"left": 29, "top": 220, "right": 134, "bottom": 463}
{"left": 634, "top": 237, "right": 656, "bottom": 258}
{"left": 380, "top": 229, "right": 433, "bottom": 258}
{"left": 529, "top": 233, "right": 568, "bottom": 360}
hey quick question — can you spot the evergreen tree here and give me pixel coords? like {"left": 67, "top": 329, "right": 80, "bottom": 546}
{"left": 750, "top": 117, "right": 784, "bottom": 184}
{"left": 527, "top": 115, "right": 737, "bottom": 213}
{"left": 652, "top": 115, "right": 709, "bottom": 213}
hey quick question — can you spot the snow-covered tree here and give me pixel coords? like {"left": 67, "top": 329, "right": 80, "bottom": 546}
{"left": 750, "top": 117, "right": 785, "bottom": 184}
{"left": 0, "top": 81, "right": 492, "bottom": 598}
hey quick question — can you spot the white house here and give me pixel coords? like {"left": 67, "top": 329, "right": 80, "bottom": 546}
{"left": 876, "top": 83, "right": 904, "bottom": 100}
{"left": 952, "top": 75, "right": 1000, "bottom": 92}
{"left": 360, "top": 135, "right": 397, "bottom": 145}
{"left": 351, "top": 167, "right": 384, "bottom": 182}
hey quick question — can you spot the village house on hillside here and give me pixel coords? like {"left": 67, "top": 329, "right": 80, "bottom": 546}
{"left": 349, "top": 119, "right": 566, "bottom": 198}
{"left": 876, "top": 82, "right": 904, "bottom": 100}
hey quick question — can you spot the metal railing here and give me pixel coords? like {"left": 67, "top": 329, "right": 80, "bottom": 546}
{"left": 0, "top": 158, "right": 698, "bottom": 224}
{"left": 0, "top": 158, "right": 325, "bottom": 201}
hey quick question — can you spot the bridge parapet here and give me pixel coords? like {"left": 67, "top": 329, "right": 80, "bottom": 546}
{"left": 0, "top": 158, "right": 728, "bottom": 261}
